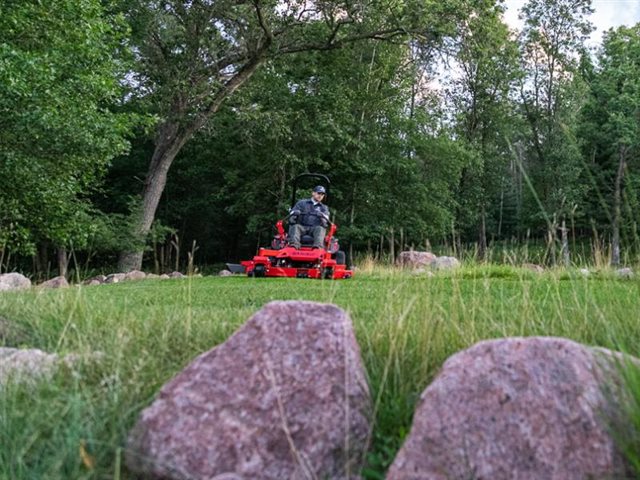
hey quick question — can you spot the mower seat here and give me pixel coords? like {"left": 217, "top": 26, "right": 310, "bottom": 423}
{"left": 300, "top": 234, "right": 315, "bottom": 246}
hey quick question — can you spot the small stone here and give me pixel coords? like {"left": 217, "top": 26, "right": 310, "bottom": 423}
{"left": 105, "top": 273, "right": 126, "bottom": 284}
{"left": 523, "top": 263, "right": 544, "bottom": 274}
{"left": 83, "top": 275, "right": 106, "bottom": 285}
{"left": 40, "top": 276, "right": 69, "bottom": 289}
{"left": 124, "top": 270, "right": 146, "bottom": 281}
{"left": 168, "top": 271, "right": 185, "bottom": 278}
{"left": 616, "top": 267, "right": 634, "bottom": 279}
{"left": 432, "top": 256, "right": 461, "bottom": 270}
{"left": 0, "top": 273, "right": 31, "bottom": 292}
{"left": 159, "top": 274, "right": 170, "bottom": 280}
{"left": 218, "top": 269, "right": 233, "bottom": 277}
{"left": 396, "top": 251, "right": 437, "bottom": 269}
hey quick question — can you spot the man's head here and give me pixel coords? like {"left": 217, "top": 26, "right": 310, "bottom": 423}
{"left": 311, "top": 185, "right": 326, "bottom": 202}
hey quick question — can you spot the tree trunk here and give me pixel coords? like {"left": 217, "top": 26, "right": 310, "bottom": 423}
{"left": 117, "top": 55, "right": 268, "bottom": 272}
{"left": 117, "top": 121, "right": 187, "bottom": 272}
{"left": 560, "top": 219, "right": 570, "bottom": 267}
{"left": 57, "top": 247, "right": 68, "bottom": 278}
{"left": 478, "top": 208, "right": 487, "bottom": 261}
{"left": 611, "top": 146, "right": 627, "bottom": 267}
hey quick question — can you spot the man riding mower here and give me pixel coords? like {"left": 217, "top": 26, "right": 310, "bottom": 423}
{"left": 232, "top": 174, "right": 352, "bottom": 279}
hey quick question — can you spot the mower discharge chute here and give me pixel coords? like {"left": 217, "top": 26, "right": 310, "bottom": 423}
{"left": 232, "top": 174, "right": 353, "bottom": 280}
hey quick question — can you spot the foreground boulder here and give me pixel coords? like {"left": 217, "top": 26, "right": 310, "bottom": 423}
{"left": 126, "top": 301, "right": 371, "bottom": 480}
{"left": 396, "top": 251, "right": 436, "bottom": 269}
{"left": 387, "top": 337, "right": 630, "bottom": 480}
{"left": 0, "top": 273, "right": 31, "bottom": 292}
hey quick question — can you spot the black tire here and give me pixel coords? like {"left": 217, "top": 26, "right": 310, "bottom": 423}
{"left": 335, "top": 250, "right": 346, "bottom": 266}
{"left": 322, "top": 268, "right": 334, "bottom": 280}
{"left": 254, "top": 264, "right": 266, "bottom": 277}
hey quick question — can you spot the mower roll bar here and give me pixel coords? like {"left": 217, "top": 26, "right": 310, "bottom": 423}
{"left": 290, "top": 173, "right": 330, "bottom": 209}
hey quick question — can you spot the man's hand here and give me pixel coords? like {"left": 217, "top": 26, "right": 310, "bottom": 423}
{"left": 290, "top": 209, "right": 301, "bottom": 216}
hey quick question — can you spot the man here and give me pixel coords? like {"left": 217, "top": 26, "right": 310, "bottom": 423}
{"left": 288, "top": 185, "right": 330, "bottom": 249}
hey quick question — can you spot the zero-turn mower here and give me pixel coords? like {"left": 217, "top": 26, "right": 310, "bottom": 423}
{"left": 228, "top": 173, "right": 353, "bottom": 279}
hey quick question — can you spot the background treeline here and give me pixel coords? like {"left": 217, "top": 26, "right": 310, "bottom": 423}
{"left": 1, "top": 0, "right": 639, "bottom": 277}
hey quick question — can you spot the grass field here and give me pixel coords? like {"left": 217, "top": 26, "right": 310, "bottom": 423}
{"left": 2, "top": 265, "right": 640, "bottom": 479}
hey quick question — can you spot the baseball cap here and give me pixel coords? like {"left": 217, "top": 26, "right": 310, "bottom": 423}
{"left": 313, "top": 185, "right": 326, "bottom": 194}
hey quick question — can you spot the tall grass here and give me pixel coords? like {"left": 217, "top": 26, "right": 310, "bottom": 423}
{"left": 2, "top": 267, "right": 640, "bottom": 478}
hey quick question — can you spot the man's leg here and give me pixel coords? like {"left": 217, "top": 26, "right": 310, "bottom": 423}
{"left": 288, "top": 224, "right": 305, "bottom": 249}
{"left": 311, "top": 226, "right": 326, "bottom": 249}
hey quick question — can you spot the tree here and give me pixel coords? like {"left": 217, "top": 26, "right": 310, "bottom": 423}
{"left": 0, "top": 0, "right": 134, "bottom": 273}
{"left": 517, "top": 0, "right": 593, "bottom": 249}
{"left": 116, "top": 0, "right": 470, "bottom": 271}
{"left": 444, "top": 0, "right": 519, "bottom": 257}
{"left": 580, "top": 24, "right": 640, "bottom": 265}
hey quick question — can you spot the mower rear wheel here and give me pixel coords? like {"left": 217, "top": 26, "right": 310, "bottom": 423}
{"left": 254, "top": 264, "right": 266, "bottom": 277}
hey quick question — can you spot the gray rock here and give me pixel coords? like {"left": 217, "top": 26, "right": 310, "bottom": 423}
{"left": 218, "top": 269, "right": 233, "bottom": 277}
{"left": 396, "top": 251, "right": 436, "bottom": 269}
{"left": 125, "top": 270, "right": 147, "bottom": 281}
{"left": 0, "top": 347, "right": 59, "bottom": 384}
{"left": 40, "top": 276, "right": 69, "bottom": 289}
{"left": 387, "top": 337, "right": 630, "bottom": 480}
{"left": 126, "top": 301, "right": 371, "bottom": 480}
{"left": 523, "top": 263, "right": 544, "bottom": 274}
{"left": 0, "top": 348, "right": 103, "bottom": 386}
{"left": 616, "top": 268, "right": 634, "bottom": 279}
{"left": 146, "top": 273, "right": 160, "bottom": 279}
{"left": 105, "top": 273, "right": 126, "bottom": 284}
{"left": 168, "top": 271, "right": 185, "bottom": 278}
{"left": 83, "top": 275, "right": 106, "bottom": 285}
{"left": 579, "top": 268, "right": 591, "bottom": 277}
{"left": 159, "top": 274, "right": 170, "bottom": 280}
{"left": 0, "top": 272, "right": 31, "bottom": 292}
{"left": 432, "top": 256, "right": 461, "bottom": 270}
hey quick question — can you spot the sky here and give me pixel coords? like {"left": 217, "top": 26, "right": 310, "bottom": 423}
{"left": 503, "top": 0, "right": 640, "bottom": 46}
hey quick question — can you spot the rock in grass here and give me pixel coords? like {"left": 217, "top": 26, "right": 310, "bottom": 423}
{"left": 218, "top": 269, "right": 233, "bottom": 277}
{"left": 387, "top": 337, "right": 630, "bottom": 480}
{"left": 396, "top": 251, "right": 436, "bottom": 269}
{"left": 0, "top": 273, "right": 31, "bottom": 292}
{"left": 523, "top": 263, "right": 544, "bottom": 274}
{"left": 125, "top": 270, "right": 147, "bottom": 281}
{"left": 432, "top": 256, "right": 461, "bottom": 270}
{"left": 126, "top": 301, "right": 371, "bottom": 480}
{"left": 83, "top": 275, "right": 106, "bottom": 285}
{"left": 168, "top": 271, "right": 185, "bottom": 278}
{"left": 105, "top": 273, "right": 126, "bottom": 284}
{"left": 40, "top": 276, "right": 69, "bottom": 289}
{"left": 616, "top": 268, "right": 634, "bottom": 279}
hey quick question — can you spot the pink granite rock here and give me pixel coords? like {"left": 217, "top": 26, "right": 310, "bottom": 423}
{"left": 0, "top": 272, "right": 31, "bottom": 291}
{"left": 105, "top": 273, "right": 126, "bottom": 284}
{"left": 40, "top": 276, "right": 69, "bottom": 288}
{"left": 387, "top": 337, "right": 630, "bottom": 480}
{"left": 396, "top": 251, "right": 436, "bottom": 269}
{"left": 126, "top": 301, "right": 371, "bottom": 480}
{"left": 83, "top": 275, "right": 106, "bottom": 285}
{"left": 125, "top": 270, "right": 147, "bottom": 281}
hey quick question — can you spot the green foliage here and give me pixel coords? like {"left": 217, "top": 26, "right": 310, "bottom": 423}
{"left": 0, "top": 0, "right": 136, "bottom": 254}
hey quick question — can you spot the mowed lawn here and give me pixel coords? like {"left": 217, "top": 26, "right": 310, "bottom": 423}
{"left": 2, "top": 266, "right": 640, "bottom": 479}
